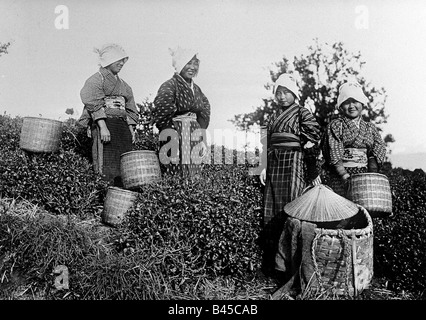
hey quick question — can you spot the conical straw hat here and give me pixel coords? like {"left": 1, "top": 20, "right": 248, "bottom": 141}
{"left": 284, "top": 184, "right": 359, "bottom": 222}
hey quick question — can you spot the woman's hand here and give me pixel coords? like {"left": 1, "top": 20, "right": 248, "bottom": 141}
{"left": 341, "top": 173, "right": 350, "bottom": 181}
{"left": 86, "top": 127, "right": 92, "bottom": 138}
{"left": 200, "top": 141, "right": 208, "bottom": 159}
{"left": 97, "top": 120, "right": 110, "bottom": 143}
{"left": 342, "top": 173, "right": 351, "bottom": 191}
{"left": 304, "top": 141, "right": 315, "bottom": 149}
{"left": 129, "top": 125, "right": 136, "bottom": 144}
{"left": 260, "top": 168, "right": 266, "bottom": 186}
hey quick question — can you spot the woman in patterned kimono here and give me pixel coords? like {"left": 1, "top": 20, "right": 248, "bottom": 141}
{"left": 259, "top": 73, "right": 322, "bottom": 275}
{"left": 152, "top": 46, "right": 210, "bottom": 177}
{"left": 322, "top": 82, "right": 387, "bottom": 197}
{"left": 78, "top": 43, "right": 138, "bottom": 187}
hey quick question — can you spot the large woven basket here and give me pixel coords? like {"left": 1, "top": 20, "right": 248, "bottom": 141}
{"left": 302, "top": 205, "right": 374, "bottom": 296}
{"left": 102, "top": 187, "right": 139, "bottom": 226}
{"left": 348, "top": 173, "right": 392, "bottom": 218}
{"left": 19, "top": 117, "right": 63, "bottom": 153}
{"left": 120, "top": 150, "right": 162, "bottom": 190}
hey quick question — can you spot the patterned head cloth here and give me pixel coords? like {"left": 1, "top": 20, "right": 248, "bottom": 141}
{"left": 273, "top": 73, "right": 300, "bottom": 99}
{"left": 337, "top": 82, "right": 368, "bottom": 108}
{"left": 94, "top": 43, "right": 129, "bottom": 68}
{"left": 169, "top": 46, "right": 198, "bottom": 74}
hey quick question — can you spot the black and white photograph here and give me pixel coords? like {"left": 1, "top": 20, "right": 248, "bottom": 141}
{"left": 0, "top": 0, "right": 424, "bottom": 312}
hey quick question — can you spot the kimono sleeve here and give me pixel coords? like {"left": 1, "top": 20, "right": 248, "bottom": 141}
{"left": 323, "top": 119, "right": 345, "bottom": 166}
{"left": 77, "top": 107, "right": 92, "bottom": 128}
{"left": 299, "top": 107, "right": 322, "bottom": 181}
{"left": 196, "top": 92, "right": 211, "bottom": 129}
{"left": 368, "top": 123, "right": 387, "bottom": 164}
{"left": 299, "top": 107, "right": 321, "bottom": 146}
{"left": 264, "top": 112, "right": 276, "bottom": 150}
{"left": 124, "top": 85, "right": 139, "bottom": 126}
{"left": 80, "top": 73, "right": 107, "bottom": 121}
{"left": 153, "top": 79, "right": 178, "bottom": 131}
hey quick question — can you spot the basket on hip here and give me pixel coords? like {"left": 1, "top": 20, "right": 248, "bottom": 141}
{"left": 347, "top": 172, "right": 392, "bottom": 218}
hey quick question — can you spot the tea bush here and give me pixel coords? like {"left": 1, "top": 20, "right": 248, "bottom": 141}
{"left": 122, "top": 155, "right": 264, "bottom": 280}
{"left": 0, "top": 113, "right": 22, "bottom": 151}
{"left": 2, "top": 113, "right": 426, "bottom": 297}
{"left": 60, "top": 118, "right": 93, "bottom": 160}
{"left": 0, "top": 148, "right": 107, "bottom": 218}
{"left": 373, "top": 168, "right": 426, "bottom": 296}
{"left": 0, "top": 114, "right": 107, "bottom": 218}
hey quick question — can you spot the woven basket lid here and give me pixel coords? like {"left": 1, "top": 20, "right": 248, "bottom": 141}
{"left": 284, "top": 184, "right": 359, "bottom": 222}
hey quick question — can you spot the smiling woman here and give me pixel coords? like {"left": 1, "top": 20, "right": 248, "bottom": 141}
{"left": 322, "top": 82, "right": 387, "bottom": 197}
{"left": 152, "top": 46, "right": 211, "bottom": 177}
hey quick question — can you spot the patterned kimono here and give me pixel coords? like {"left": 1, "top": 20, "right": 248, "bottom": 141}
{"left": 322, "top": 116, "right": 387, "bottom": 197}
{"left": 262, "top": 102, "right": 321, "bottom": 271}
{"left": 153, "top": 73, "right": 210, "bottom": 176}
{"left": 79, "top": 67, "right": 138, "bottom": 186}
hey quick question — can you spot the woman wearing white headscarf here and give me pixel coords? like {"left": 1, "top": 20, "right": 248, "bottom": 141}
{"left": 152, "top": 46, "right": 210, "bottom": 177}
{"left": 322, "top": 82, "right": 387, "bottom": 197}
{"left": 259, "top": 73, "right": 322, "bottom": 275}
{"left": 78, "top": 43, "right": 138, "bottom": 187}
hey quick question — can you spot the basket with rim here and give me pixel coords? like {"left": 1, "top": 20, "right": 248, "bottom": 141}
{"left": 274, "top": 184, "right": 374, "bottom": 298}
{"left": 102, "top": 186, "right": 139, "bottom": 227}
{"left": 120, "top": 150, "right": 162, "bottom": 190}
{"left": 19, "top": 117, "right": 63, "bottom": 153}
{"left": 347, "top": 172, "right": 392, "bottom": 218}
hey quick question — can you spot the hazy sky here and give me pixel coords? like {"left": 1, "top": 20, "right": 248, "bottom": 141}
{"left": 1, "top": 0, "right": 426, "bottom": 158}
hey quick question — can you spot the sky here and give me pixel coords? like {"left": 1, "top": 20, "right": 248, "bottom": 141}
{"left": 1, "top": 0, "right": 426, "bottom": 169}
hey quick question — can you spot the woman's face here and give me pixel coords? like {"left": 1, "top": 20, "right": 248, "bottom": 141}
{"left": 340, "top": 98, "right": 363, "bottom": 119}
{"left": 180, "top": 56, "right": 199, "bottom": 81}
{"left": 275, "top": 86, "right": 295, "bottom": 107}
{"left": 106, "top": 58, "right": 127, "bottom": 75}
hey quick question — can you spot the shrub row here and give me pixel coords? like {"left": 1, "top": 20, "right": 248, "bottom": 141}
{"left": 0, "top": 149, "right": 107, "bottom": 218}
{"left": 1, "top": 113, "right": 425, "bottom": 295}
{"left": 122, "top": 159, "right": 264, "bottom": 280}
{"left": 0, "top": 114, "right": 107, "bottom": 218}
{"left": 373, "top": 168, "right": 426, "bottom": 296}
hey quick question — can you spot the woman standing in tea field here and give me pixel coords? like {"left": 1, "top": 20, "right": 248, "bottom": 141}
{"left": 259, "top": 73, "right": 322, "bottom": 275}
{"left": 322, "top": 82, "right": 387, "bottom": 197}
{"left": 78, "top": 43, "right": 138, "bottom": 187}
{"left": 152, "top": 46, "right": 210, "bottom": 177}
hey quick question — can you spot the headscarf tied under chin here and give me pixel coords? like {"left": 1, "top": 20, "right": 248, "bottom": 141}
{"left": 94, "top": 43, "right": 129, "bottom": 68}
{"left": 169, "top": 46, "right": 198, "bottom": 74}
{"left": 337, "top": 82, "right": 368, "bottom": 109}
{"left": 273, "top": 73, "right": 300, "bottom": 100}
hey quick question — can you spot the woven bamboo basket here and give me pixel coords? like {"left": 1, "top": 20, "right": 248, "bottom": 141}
{"left": 120, "top": 150, "right": 162, "bottom": 190}
{"left": 348, "top": 173, "right": 392, "bottom": 218}
{"left": 102, "top": 187, "right": 139, "bottom": 226}
{"left": 302, "top": 205, "right": 373, "bottom": 296}
{"left": 19, "top": 117, "right": 63, "bottom": 153}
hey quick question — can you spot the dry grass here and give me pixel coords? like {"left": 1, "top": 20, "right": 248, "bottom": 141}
{"left": 0, "top": 197, "right": 419, "bottom": 301}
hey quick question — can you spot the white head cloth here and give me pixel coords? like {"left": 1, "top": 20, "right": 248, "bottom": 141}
{"left": 169, "top": 46, "right": 198, "bottom": 74}
{"left": 273, "top": 73, "right": 300, "bottom": 99}
{"left": 337, "top": 82, "right": 368, "bottom": 108}
{"left": 94, "top": 43, "right": 129, "bottom": 68}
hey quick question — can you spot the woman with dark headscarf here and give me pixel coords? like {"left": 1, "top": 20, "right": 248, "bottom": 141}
{"left": 152, "top": 46, "right": 210, "bottom": 176}
{"left": 78, "top": 43, "right": 138, "bottom": 187}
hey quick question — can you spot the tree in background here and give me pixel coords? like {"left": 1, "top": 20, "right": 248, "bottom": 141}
{"left": 231, "top": 39, "right": 394, "bottom": 152}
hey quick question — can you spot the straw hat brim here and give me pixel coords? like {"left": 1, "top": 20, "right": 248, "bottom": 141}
{"left": 284, "top": 184, "right": 359, "bottom": 222}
